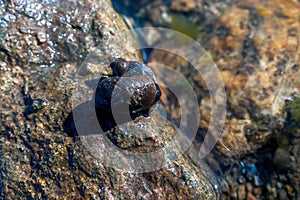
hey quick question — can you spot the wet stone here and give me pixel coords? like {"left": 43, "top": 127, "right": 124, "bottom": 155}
{"left": 0, "top": 0, "right": 216, "bottom": 199}
{"left": 273, "top": 147, "right": 293, "bottom": 172}
{"left": 277, "top": 189, "right": 287, "bottom": 200}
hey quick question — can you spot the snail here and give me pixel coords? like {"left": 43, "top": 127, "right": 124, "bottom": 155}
{"left": 95, "top": 58, "right": 161, "bottom": 121}
{"left": 64, "top": 58, "right": 162, "bottom": 135}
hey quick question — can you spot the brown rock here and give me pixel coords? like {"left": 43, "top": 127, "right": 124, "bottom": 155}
{"left": 285, "top": 184, "right": 293, "bottom": 193}
{"left": 246, "top": 183, "right": 253, "bottom": 193}
{"left": 238, "top": 185, "right": 246, "bottom": 200}
{"left": 253, "top": 187, "right": 262, "bottom": 196}
{"left": 246, "top": 192, "right": 256, "bottom": 200}
{"left": 0, "top": 0, "right": 216, "bottom": 199}
{"left": 206, "top": 0, "right": 300, "bottom": 158}
{"left": 171, "top": 0, "right": 197, "bottom": 12}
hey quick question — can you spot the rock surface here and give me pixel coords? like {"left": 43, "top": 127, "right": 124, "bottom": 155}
{"left": 120, "top": 0, "right": 300, "bottom": 199}
{"left": 207, "top": 0, "right": 300, "bottom": 156}
{"left": 0, "top": 0, "right": 216, "bottom": 199}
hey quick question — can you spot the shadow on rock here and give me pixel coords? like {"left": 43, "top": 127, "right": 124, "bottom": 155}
{"left": 63, "top": 101, "right": 116, "bottom": 137}
{"left": 63, "top": 100, "right": 151, "bottom": 137}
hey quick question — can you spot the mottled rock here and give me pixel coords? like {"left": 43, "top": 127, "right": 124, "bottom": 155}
{"left": 0, "top": 0, "right": 216, "bottom": 199}
{"left": 140, "top": 0, "right": 300, "bottom": 199}
{"left": 209, "top": 0, "right": 300, "bottom": 155}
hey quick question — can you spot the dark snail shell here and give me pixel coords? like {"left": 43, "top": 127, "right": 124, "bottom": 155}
{"left": 95, "top": 75, "right": 159, "bottom": 114}
{"left": 110, "top": 58, "right": 157, "bottom": 79}
{"left": 109, "top": 58, "right": 128, "bottom": 76}
{"left": 94, "top": 58, "right": 161, "bottom": 119}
